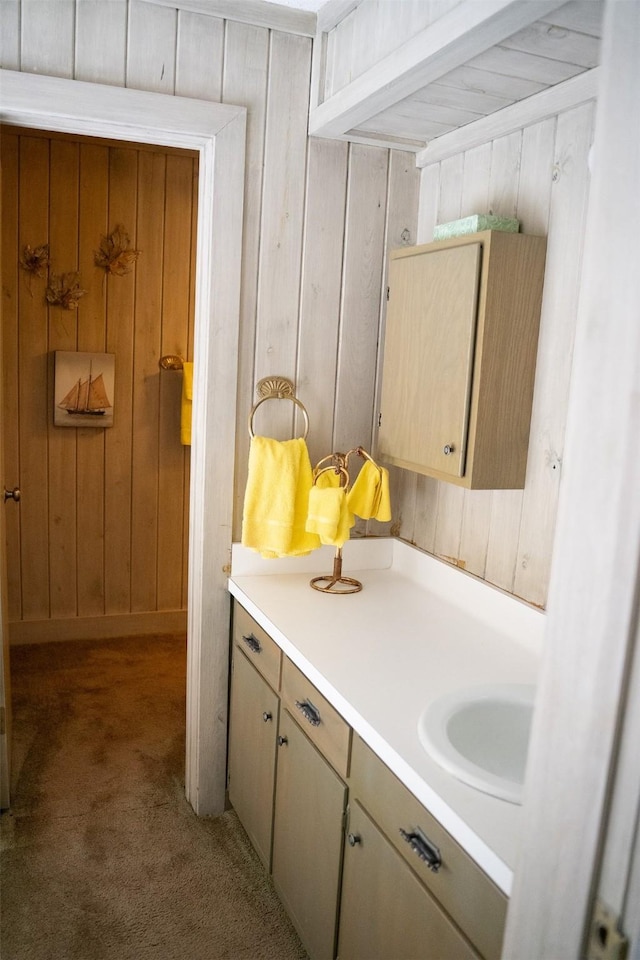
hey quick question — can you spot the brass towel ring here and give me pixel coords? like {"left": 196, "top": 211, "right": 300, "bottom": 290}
{"left": 248, "top": 376, "right": 309, "bottom": 439}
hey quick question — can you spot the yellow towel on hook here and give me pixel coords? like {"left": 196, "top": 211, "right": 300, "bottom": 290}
{"left": 306, "top": 470, "right": 354, "bottom": 547}
{"left": 346, "top": 460, "right": 391, "bottom": 522}
{"left": 181, "top": 362, "right": 193, "bottom": 446}
{"left": 242, "top": 436, "right": 321, "bottom": 558}
{"left": 374, "top": 467, "right": 391, "bottom": 522}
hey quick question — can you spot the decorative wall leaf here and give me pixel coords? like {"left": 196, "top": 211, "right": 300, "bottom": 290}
{"left": 19, "top": 243, "right": 50, "bottom": 277}
{"left": 45, "top": 272, "right": 87, "bottom": 310}
{"left": 94, "top": 224, "right": 140, "bottom": 276}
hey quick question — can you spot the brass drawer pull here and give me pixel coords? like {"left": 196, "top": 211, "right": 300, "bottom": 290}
{"left": 399, "top": 826, "right": 442, "bottom": 873}
{"left": 295, "top": 698, "right": 321, "bottom": 727}
{"left": 242, "top": 633, "right": 261, "bottom": 654}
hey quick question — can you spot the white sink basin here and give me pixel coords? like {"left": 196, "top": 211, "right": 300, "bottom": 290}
{"left": 417, "top": 683, "right": 536, "bottom": 804}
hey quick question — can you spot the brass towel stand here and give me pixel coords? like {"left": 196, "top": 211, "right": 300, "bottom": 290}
{"left": 309, "top": 447, "right": 379, "bottom": 595}
{"left": 248, "top": 376, "right": 309, "bottom": 439}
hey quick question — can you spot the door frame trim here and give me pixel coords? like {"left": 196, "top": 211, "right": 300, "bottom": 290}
{"left": 502, "top": 2, "right": 640, "bottom": 954}
{"left": 0, "top": 69, "right": 246, "bottom": 815}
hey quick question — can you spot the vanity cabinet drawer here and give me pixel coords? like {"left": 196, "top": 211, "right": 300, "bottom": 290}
{"left": 281, "top": 658, "right": 351, "bottom": 779}
{"left": 349, "top": 736, "right": 507, "bottom": 960}
{"left": 233, "top": 603, "right": 281, "bottom": 691}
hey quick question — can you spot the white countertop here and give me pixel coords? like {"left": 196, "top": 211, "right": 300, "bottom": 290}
{"left": 228, "top": 537, "right": 544, "bottom": 896}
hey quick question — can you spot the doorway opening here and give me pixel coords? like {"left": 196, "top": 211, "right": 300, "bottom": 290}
{"left": 0, "top": 68, "right": 246, "bottom": 816}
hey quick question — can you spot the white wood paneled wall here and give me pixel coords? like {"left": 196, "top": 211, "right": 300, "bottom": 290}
{"left": 389, "top": 101, "right": 595, "bottom": 608}
{"left": 1, "top": 0, "right": 420, "bottom": 551}
{"left": 2, "top": 0, "right": 592, "bottom": 612}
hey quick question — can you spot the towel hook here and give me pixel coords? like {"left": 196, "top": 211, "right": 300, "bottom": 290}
{"left": 248, "top": 376, "right": 309, "bottom": 439}
{"left": 159, "top": 355, "right": 184, "bottom": 370}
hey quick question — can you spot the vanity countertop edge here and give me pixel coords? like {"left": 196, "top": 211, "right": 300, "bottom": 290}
{"left": 228, "top": 537, "right": 544, "bottom": 897}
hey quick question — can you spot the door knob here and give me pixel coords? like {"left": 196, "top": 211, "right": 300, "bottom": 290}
{"left": 4, "top": 487, "right": 20, "bottom": 503}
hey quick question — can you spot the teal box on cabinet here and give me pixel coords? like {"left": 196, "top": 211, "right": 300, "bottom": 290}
{"left": 434, "top": 215, "right": 520, "bottom": 240}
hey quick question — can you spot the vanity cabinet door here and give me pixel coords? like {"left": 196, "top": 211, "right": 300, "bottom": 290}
{"left": 272, "top": 709, "right": 347, "bottom": 960}
{"left": 228, "top": 648, "right": 279, "bottom": 870}
{"left": 338, "top": 802, "right": 479, "bottom": 960}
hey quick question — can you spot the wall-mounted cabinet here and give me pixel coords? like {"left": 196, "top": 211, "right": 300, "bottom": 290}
{"left": 377, "top": 231, "right": 546, "bottom": 489}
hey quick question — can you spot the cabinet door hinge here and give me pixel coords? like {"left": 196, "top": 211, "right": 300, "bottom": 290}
{"left": 378, "top": 412, "right": 382, "bottom": 428}
{"left": 386, "top": 286, "right": 390, "bottom": 301}
{"left": 588, "top": 900, "right": 629, "bottom": 960}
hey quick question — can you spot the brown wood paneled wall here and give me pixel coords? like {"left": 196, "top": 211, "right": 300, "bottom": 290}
{"left": 1, "top": 128, "right": 197, "bottom": 639}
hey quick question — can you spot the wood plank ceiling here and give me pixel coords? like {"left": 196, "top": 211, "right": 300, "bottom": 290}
{"left": 311, "top": 1, "right": 604, "bottom": 151}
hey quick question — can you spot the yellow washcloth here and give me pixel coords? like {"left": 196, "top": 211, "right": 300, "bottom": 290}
{"left": 242, "top": 436, "right": 321, "bottom": 558}
{"left": 306, "top": 469, "right": 354, "bottom": 547}
{"left": 346, "top": 460, "right": 379, "bottom": 518}
{"left": 346, "top": 460, "right": 392, "bottom": 522}
{"left": 181, "top": 362, "right": 193, "bottom": 446}
{"left": 374, "top": 466, "right": 391, "bottom": 522}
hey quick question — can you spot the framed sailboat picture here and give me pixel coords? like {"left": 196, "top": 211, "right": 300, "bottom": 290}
{"left": 54, "top": 351, "right": 115, "bottom": 428}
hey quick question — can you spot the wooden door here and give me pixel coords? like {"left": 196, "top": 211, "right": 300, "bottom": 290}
{"left": 338, "top": 801, "right": 479, "bottom": 960}
{"left": 272, "top": 710, "right": 347, "bottom": 960}
{"left": 378, "top": 243, "right": 481, "bottom": 478}
{"left": 227, "top": 648, "right": 279, "bottom": 870}
{"left": 0, "top": 330, "right": 11, "bottom": 809}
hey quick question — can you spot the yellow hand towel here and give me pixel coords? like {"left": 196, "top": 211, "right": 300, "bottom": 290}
{"left": 181, "top": 362, "right": 193, "bottom": 446}
{"left": 346, "top": 460, "right": 380, "bottom": 519}
{"left": 374, "top": 466, "right": 391, "bottom": 522}
{"left": 334, "top": 493, "right": 355, "bottom": 547}
{"left": 306, "top": 486, "right": 344, "bottom": 543}
{"left": 346, "top": 460, "right": 392, "bottom": 522}
{"left": 242, "top": 436, "right": 320, "bottom": 558}
{"left": 306, "top": 468, "right": 354, "bottom": 547}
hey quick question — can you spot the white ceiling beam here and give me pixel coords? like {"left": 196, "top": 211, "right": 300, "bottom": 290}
{"left": 416, "top": 66, "right": 599, "bottom": 167}
{"left": 309, "top": 0, "right": 568, "bottom": 139}
{"left": 139, "top": 0, "right": 317, "bottom": 37}
{"left": 317, "top": 0, "right": 360, "bottom": 32}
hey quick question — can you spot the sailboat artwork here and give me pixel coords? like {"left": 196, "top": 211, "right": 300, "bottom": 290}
{"left": 54, "top": 351, "right": 115, "bottom": 428}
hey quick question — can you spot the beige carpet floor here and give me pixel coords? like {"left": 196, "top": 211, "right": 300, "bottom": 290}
{"left": 0, "top": 635, "right": 307, "bottom": 960}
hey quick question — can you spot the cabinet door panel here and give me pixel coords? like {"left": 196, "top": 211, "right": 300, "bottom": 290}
{"left": 338, "top": 802, "right": 479, "bottom": 960}
{"left": 228, "top": 649, "right": 279, "bottom": 870}
{"left": 272, "top": 710, "right": 347, "bottom": 960}
{"left": 379, "top": 243, "right": 481, "bottom": 478}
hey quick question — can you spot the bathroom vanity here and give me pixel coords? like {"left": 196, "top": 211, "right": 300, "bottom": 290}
{"left": 228, "top": 538, "right": 543, "bottom": 960}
